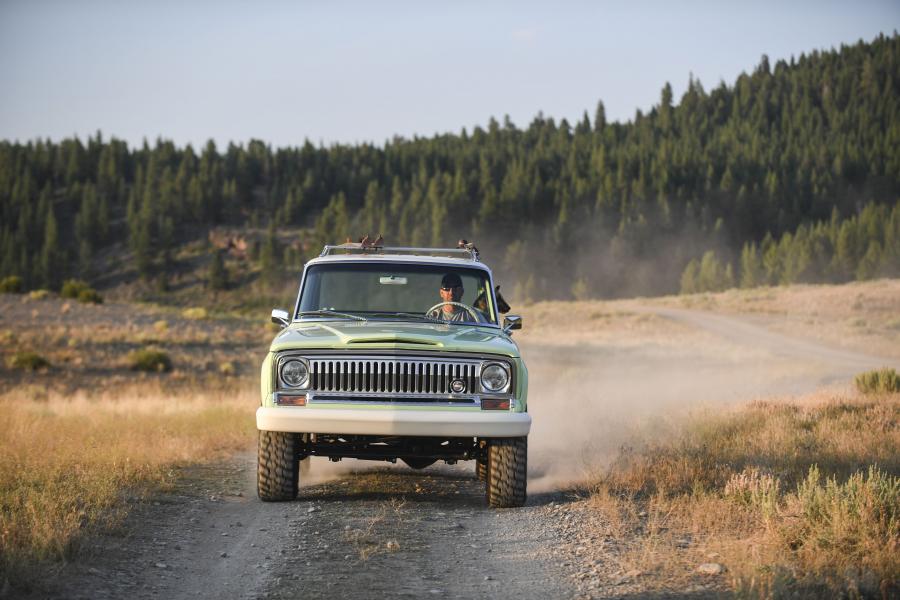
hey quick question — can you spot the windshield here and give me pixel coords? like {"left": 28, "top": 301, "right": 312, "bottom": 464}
{"left": 297, "top": 263, "right": 497, "bottom": 325}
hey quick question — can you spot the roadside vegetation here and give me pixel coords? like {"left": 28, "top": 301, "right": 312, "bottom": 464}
{"left": 588, "top": 386, "right": 899, "bottom": 598}
{"left": 856, "top": 367, "right": 900, "bottom": 394}
{"left": 5, "top": 351, "right": 50, "bottom": 371}
{"left": 128, "top": 348, "right": 173, "bottom": 372}
{"left": 0, "top": 293, "right": 265, "bottom": 587}
{"left": 60, "top": 279, "right": 103, "bottom": 304}
{"left": 0, "top": 275, "right": 23, "bottom": 293}
{"left": 0, "top": 383, "right": 257, "bottom": 585}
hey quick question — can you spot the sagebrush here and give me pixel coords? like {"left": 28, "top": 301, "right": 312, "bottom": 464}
{"left": 590, "top": 390, "right": 900, "bottom": 598}
{"left": 855, "top": 367, "right": 900, "bottom": 394}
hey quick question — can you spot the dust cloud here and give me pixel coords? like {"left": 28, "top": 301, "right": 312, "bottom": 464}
{"left": 519, "top": 307, "right": 890, "bottom": 493}
{"left": 301, "top": 456, "right": 371, "bottom": 485}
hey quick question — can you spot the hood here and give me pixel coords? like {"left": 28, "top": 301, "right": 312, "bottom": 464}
{"left": 269, "top": 320, "right": 520, "bottom": 357}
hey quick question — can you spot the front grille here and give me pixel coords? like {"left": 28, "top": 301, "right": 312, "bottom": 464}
{"left": 309, "top": 357, "right": 480, "bottom": 394}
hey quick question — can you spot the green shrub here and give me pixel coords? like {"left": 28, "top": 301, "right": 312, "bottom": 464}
{"left": 128, "top": 349, "right": 172, "bottom": 373}
{"left": 0, "top": 275, "right": 23, "bottom": 293}
{"left": 7, "top": 351, "right": 50, "bottom": 371}
{"left": 60, "top": 279, "right": 90, "bottom": 299}
{"left": 28, "top": 289, "right": 50, "bottom": 300}
{"left": 182, "top": 307, "right": 208, "bottom": 320}
{"left": 77, "top": 288, "right": 103, "bottom": 304}
{"left": 855, "top": 368, "right": 900, "bottom": 394}
{"left": 219, "top": 361, "right": 236, "bottom": 376}
{"left": 61, "top": 279, "right": 103, "bottom": 304}
{"left": 59, "top": 279, "right": 103, "bottom": 304}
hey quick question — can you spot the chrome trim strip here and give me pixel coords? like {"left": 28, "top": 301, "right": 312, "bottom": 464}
{"left": 308, "top": 395, "right": 480, "bottom": 408}
{"left": 274, "top": 352, "right": 515, "bottom": 397}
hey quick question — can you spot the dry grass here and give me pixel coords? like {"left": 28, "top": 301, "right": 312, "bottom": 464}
{"left": 657, "top": 278, "right": 900, "bottom": 360}
{"left": 517, "top": 300, "right": 711, "bottom": 349}
{"left": 0, "top": 294, "right": 271, "bottom": 397}
{"left": 0, "top": 383, "right": 257, "bottom": 583}
{"left": 587, "top": 388, "right": 900, "bottom": 598}
{"left": 856, "top": 367, "right": 900, "bottom": 394}
{"left": 0, "top": 293, "right": 267, "bottom": 585}
{"left": 517, "top": 279, "right": 900, "bottom": 359}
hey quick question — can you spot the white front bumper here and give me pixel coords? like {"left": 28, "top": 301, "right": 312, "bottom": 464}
{"left": 256, "top": 407, "right": 531, "bottom": 438}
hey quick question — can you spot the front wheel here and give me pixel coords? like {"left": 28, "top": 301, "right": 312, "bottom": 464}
{"left": 485, "top": 437, "right": 527, "bottom": 508}
{"left": 257, "top": 430, "right": 300, "bottom": 501}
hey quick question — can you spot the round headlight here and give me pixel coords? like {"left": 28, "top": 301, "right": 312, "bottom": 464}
{"left": 281, "top": 359, "right": 309, "bottom": 388}
{"left": 481, "top": 363, "right": 509, "bottom": 392}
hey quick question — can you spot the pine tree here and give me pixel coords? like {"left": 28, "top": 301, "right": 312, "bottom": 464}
{"left": 259, "top": 222, "right": 280, "bottom": 286}
{"left": 40, "top": 208, "right": 61, "bottom": 289}
{"left": 761, "top": 233, "right": 780, "bottom": 284}
{"left": 593, "top": 101, "right": 607, "bottom": 132}
{"left": 427, "top": 176, "right": 446, "bottom": 247}
{"left": 740, "top": 242, "right": 763, "bottom": 288}
{"left": 855, "top": 241, "right": 883, "bottom": 280}
{"left": 680, "top": 259, "right": 699, "bottom": 294}
{"left": 208, "top": 251, "right": 228, "bottom": 290}
{"left": 697, "top": 251, "right": 727, "bottom": 292}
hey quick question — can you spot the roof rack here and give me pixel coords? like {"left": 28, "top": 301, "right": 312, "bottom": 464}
{"left": 320, "top": 245, "right": 480, "bottom": 261}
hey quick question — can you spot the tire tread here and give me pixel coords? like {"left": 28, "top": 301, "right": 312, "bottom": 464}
{"left": 486, "top": 437, "right": 527, "bottom": 508}
{"left": 257, "top": 430, "right": 299, "bottom": 501}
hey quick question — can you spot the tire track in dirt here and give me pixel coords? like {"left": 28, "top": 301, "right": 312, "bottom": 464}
{"left": 645, "top": 306, "right": 896, "bottom": 374}
{"left": 27, "top": 455, "right": 576, "bottom": 600}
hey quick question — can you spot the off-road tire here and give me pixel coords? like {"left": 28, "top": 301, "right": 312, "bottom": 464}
{"left": 485, "top": 437, "right": 527, "bottom": 508}
{"left": 257, "top": 430, "right": 300, "bottom": 501}
{"left": 476, "top": 457, "right": 488, "bottom": 482}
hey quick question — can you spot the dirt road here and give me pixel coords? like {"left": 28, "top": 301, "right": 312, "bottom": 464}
{"left": 28, "top": 457, "right": 579, "bottom": 600}
{"left": 23, "top": 305, "right": 898, "bottom": 600}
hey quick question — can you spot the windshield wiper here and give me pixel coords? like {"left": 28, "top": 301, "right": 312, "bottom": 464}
{"left": 298, "top": 310, "right": 367, "bottom": 322}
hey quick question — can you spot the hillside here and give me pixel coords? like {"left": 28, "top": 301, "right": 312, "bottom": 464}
{"left": 1, "top": 33, "right": 898, "bottom": 303}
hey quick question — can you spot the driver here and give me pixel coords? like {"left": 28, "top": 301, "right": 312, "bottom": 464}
{"left": 428, "top": 273, "right": 475, "bottom": 322}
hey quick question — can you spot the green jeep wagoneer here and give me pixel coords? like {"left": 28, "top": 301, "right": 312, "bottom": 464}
{"left": 257, "top": 244, "right": 529, "bottom": 507}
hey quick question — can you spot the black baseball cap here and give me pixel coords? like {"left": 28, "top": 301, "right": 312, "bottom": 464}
{"left": 440, "top": 273, "right": 463, "bottom": 289}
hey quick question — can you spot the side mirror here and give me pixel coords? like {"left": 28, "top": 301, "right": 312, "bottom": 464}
{"left": 502, "top": 315, "right": 522, "bottom": 334}
{"left": 271, "top": 308, "right": 290, "bottom": 328}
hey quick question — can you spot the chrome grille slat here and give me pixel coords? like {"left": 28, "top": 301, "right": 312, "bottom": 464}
{"left": 308, "top": 356, "right": 486, "bottom": 395}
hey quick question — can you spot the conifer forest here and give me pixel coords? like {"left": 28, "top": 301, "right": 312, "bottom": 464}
{"left": 1, "top": 34, "right": 898, "bottom": 302}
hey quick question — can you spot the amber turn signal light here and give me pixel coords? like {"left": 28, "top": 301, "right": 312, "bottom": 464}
{"left": 480, "top": 398, "right": 510, "bottom": 410}
{"left": 275, "top": 393, "right": 307, "bottom": 406}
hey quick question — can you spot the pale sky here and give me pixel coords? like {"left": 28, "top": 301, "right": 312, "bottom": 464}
{"left": 1, "top": 1, "right": 898, "bottom": 149}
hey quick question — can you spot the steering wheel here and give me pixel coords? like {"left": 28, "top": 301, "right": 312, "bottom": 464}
{"left": 425, "top": 301, "right": 485, "bottom": 323}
